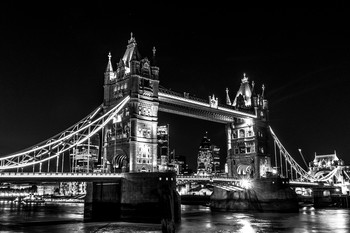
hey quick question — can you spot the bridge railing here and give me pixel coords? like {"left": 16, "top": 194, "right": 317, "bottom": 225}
{"left": 159, "top": 87, "right": 208, "bottom": 104}
{"left": 176, "top": 175, "right": 240, "bottom": 182}
{"left": 0, "top": 172, "right": 124, "bottom": 177}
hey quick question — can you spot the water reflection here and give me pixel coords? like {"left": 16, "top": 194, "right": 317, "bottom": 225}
{"left": 176, "top": 205, "right": 350, "bottom": 233}
{"left": 0, "top": 202, "right": 349, "bottom": 232}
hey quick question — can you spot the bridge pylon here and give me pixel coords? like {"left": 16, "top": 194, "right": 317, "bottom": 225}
{"left": 103, "top": 33, "right": 160, "bottom": 173}
{"left": 225, "top": 74, "right": 271, "bottom": 179}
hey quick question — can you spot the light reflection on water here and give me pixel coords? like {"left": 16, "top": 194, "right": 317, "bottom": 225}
{"left": 176, "top": 205, "right": 350, "bottom": 233}
{"left": 0, "top": 202, "right": 349, "bottom": 233}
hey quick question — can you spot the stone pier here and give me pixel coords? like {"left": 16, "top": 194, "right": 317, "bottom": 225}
{"left": 84, "top": 172, "right": 181, "bottom": 223}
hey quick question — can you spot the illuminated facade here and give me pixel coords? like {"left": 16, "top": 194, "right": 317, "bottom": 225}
{"left": 103, "top": 33, "right": 159, "bottom": 172}
{"left": 226, "top": 73, "right": 270, "bottom": 178}
{"left": 197, "top": 132, "right": 213, "bottom": 176}
{"left": 196, "top": 133, "right": 221, "bottom": 176}
{"left": 309, "top": 151, "right": 345, "bottom": 183}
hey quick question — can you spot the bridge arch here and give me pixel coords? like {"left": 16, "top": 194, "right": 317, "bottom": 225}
{"left": 111, "top": 149, "right": 129, "bottom": 172}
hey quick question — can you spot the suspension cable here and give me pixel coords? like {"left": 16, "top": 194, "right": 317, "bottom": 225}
{"left": 0, "top": 96, "right": 130, "bottom": 170}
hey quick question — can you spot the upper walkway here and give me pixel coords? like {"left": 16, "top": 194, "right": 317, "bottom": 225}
{"left": 158, "top": 87, "right": 256, "bottom": 123}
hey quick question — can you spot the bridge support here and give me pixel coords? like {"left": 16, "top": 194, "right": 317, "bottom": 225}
{"left": 84, "top": 172, "right": 181, "bottom": 224}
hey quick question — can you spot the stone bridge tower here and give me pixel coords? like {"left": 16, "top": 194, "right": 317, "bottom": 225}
{"left": 103, "top": 33, "right": 160, "bottom": 173}
{"left": 225, "top": 73, "right": 270, "bottom": 179}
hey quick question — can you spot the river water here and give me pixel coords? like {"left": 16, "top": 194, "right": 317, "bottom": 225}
{"left": 0, "top": 201, "right": 349, "bottom": 233}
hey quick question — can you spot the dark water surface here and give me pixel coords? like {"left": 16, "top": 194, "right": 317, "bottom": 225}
{"left": 0, "top": 201, "right": 349, "bottom": 232}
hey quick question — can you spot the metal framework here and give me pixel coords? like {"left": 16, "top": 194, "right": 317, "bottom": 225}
{"left": 269, "top": 126, "right": 350, "bottom": 184}
{"left": 0, "top": 96, "right": 130, "bottom": 171}
{"left": 269, "top": 126, "right": 315, "bottom": 182}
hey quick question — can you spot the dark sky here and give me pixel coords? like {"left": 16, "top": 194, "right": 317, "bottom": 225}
{"left": 1, "top": 7, "right": 350, "bottom": 171}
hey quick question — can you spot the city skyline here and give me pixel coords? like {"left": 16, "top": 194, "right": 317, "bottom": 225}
{"left": 1, "top": 7, "right": 350, "bottom": 171}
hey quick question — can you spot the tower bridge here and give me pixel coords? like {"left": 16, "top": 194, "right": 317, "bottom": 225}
{"left": 0, "top": 34, "right": 349, "bottom": 222}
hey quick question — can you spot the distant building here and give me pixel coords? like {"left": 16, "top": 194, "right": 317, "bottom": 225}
{"left": 309, "top": 151, "right": 344, "bottom": 171}
{"left": 173, "top": 154, "right": 189, "bottom": 175}
{"left": 309, "top": 151, "right": 347, "bottom": 183}
{"left": 196, "top": 132, "right": 221, "bottom": 176}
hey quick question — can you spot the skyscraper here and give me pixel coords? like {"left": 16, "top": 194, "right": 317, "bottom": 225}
{"left": 196, "top": 132, "right": 220, "bottom": 176}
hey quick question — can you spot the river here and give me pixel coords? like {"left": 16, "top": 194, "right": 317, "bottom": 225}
{"left": 0, "top": 201, "right": 349, "bottom": 232}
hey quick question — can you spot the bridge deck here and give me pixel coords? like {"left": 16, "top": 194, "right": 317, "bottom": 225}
{"left": 0, "top": 172, "right": 124, "bottom": 182}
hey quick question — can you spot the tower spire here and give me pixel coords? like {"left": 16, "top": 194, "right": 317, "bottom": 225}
{"left": 242, "top": 73, "right": 248, "bottom": 83}
{"left": 152, "top": 46, "right": 157, "bottom": 66}
{"left": 262, "top": 84, "right": 265, "bottom": 98}
{"left": 106, "top": 52, "right": 113, "bottom": 72}
{"left": 128, "top": 32, "right": 136, "bottom": 44}
{"left": 153, "top": 46, "right": 156, "bottom": 56}
{"left": 226, "top": 88, "right": 232, "bottom": 105}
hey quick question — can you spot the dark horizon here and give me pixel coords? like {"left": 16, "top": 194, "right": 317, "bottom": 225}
{"left": 1, "top": 7, "right": 350, "bottom": 171}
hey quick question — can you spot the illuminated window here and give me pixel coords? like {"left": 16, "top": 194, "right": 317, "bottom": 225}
{"left": 259, "top": 147, "right": 264, "bottom": 153}
{"left": 232, "top": 131, "right": 237, "bottom": 139}
{"left": 239, "top": 147, "right": 245, "bottom": 153}
{"left": 239, "top": 129, "right": 245, "bottom": 138}
{"left": 247, "top": 130, "right": 253, "bottom": 137}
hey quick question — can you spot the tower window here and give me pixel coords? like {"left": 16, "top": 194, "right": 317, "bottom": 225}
{"left": 232, "top": 131, "right": 237, "bottom": 139}
{"left": 239, "top": 129, "right": 245, "bottom": 138}
{"left": 247, "top": 130, "right": 253, "bottom": 137}
{"left": 259, "top": 147, "right": 264, "bottom": 153}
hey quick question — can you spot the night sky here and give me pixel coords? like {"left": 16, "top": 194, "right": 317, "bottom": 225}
{"left": 1, "top": 7, "right": 350, "bottom": 171}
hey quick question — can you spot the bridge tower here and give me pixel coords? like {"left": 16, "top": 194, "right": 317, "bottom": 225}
{"left": 226, "top": 74, "right": 270, "bottom": 179}
{"left": 103, "top": 33, "right": 160, "bottom": 173}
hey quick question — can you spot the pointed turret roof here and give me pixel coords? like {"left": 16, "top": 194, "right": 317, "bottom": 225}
{"left": 122, "top": 32, "right": 141, "bottom": 69}
{"left": 233, "top": 73, "right": 253, "bottom": 107}
{"left": 105, "top": 52, "right": 113, "bottom": 72}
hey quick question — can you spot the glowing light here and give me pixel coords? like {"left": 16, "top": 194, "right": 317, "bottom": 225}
{"left": 239, "top": 219, "right": 255, "bottom": 233}
{"left": 113, "top": 114, "right": 122, "bottom": 123}
{"left": 241, "top": 179, "right": 251, "bottom": 189}
{"left": 245, "top": 118, "right": 253, "bottom": 126}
